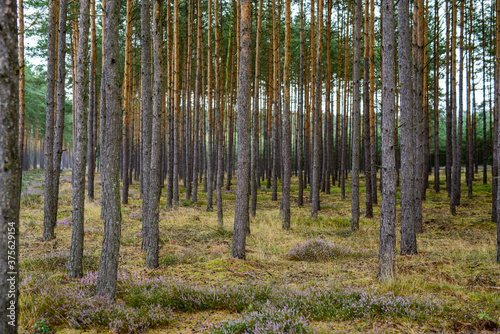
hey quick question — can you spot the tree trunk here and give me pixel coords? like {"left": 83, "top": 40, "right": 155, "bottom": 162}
{"left": 42, "top": 0, "right": 59, "bottom": 241}
{"left": 378, "top": 0, "right": 396, "bottom": 282}
{"left": 281, "top": 0, "right": 291, "bottom": 229}
{"left": 96, "top": 0, "right": 123, "bottom": 300}
{"left": 121, "top": 0, "right": 133, "bottom": 205}
{"left": 232, "top": 0, "right": 251, "bottom": 259}
{"left": 298, "top": 0, "right": 304, "bottom": 207}
{"left": 68, "top": 0, "right": 90, "bottom": 279}
{"left": 0, "top": 0, "right": 21, "bottom": 329}
{"left": 251, "top": 0, "right": 263, "bottom": 217}
{"left": 413, "top": 0, "right": 424, "bottom": 233}
{"left": 399, "top": 0, "right": 417, "bottom": 254}
{"left": 87, "top": 0, "right": 96, "bottom": 200}
{"left": 450, "top": 0, "right": 460, "bottom": 215}
{"left": 146, "top": 0, "right": 163, "bottom": 269}
{"left": 363, "top": 0, "right": 372, "bottom": 218}
{"left": 206, "top": 0, "right": 214, "bottom": 212}
{"left": 192, "top": 0, "right": 202, "bottom": 203}
{"left": 311, "top": 0, "right": 323, "bottom": 219}
{"left": 351, "top": 0, "right": 361, "bottom": 230}
{"left": 433, "top": 0, "right": 440, "bottom": 193}
{"left": 141, "top": 0, "right": 153, "bottom": 246}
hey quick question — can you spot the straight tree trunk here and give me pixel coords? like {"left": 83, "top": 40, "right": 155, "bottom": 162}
{"left": 445, "top": 0, "right": 452, "bottom": 196}
{"left": 96, "top": 0, "right": 122, "bottom": 300}
{"left": 146, "top": 0, "right": 163, "bottom": 269}
{"left": 173, "top": 0, "right": 180, "bottom": 210}
{"left": 42, "top": 0, "right": 59, "bottom": 241}
{"left": 0, "top": 0, "right": 21, "bottom": 329}
{"left": 232, "top": 0, "right": 251, "bottom": 259}
{"left": 413, "top": 0, "right": 424, "bottom": 233}
{"left": 399, "top": 0, "right": 417, "bottom": 254}
{"left": 141, "top": 0, "right": 153, "bottom": 245}
{"left": 192, "top": 0, "right": 202, "bottom": 203}
{"left": 52, "top": 0, "right": 67, "bottom": 244}
{"left": 433, "top": 0, "right": 440, "bottom": 193}
{"left": 121, "top": 0, "right": 133, "bottom": 204}
{"left": 251, "top": 0, "right": 263, "bottom": 216}
{"left": 282, "top": 0, "right": 291, "bottom": 229}
{"left": 68, "top": 0, "right": 90, "bottom": 279}
{"left": 87, "top": 0, "right": 96, "bottom": 200}
{"left": 482, "top": 0, "right": 487, "bottom": 185}
{"left": 363, "top": 0, "right": 373, "bottom": 218}
{"left": 215, "top": 0, "right": 224, "bottom": 227}
{"left": 206, "top": 0, "right": 214, "bottom": 212}
{"left": 311, "top": 0, "right": 323, "bottom": 219}
{"left": 297, "top": 0, "right": 304, "bottom": 207}
{"left": 378, "top": 0, "right": 396, "bottom": 282}
{"left": 450, "top": 0, "right": 460, "bottom": 215}
{"left": 369, "top": 0, "right": 377, "bottom": 204}
{"left": 271, "top": 0, "right": 279, "bottom": 202}
{"left": 351, "top": 0, "right": 362, "bottom": 230}
{"left": 18, "top": 0, "right": 25, "bottom": 181}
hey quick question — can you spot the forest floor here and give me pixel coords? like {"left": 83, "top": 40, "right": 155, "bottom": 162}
{"left": 18, "top": 168, "right": 500, "bottom": 333}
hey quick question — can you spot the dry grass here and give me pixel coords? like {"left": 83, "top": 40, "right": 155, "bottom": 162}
{"left": 18, "top": 168, "right": 500, "bottom": 333}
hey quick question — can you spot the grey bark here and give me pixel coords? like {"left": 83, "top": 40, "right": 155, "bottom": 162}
{"left": 141, "top": 0, "right": 153, "bottom": 246}
{"left": 311, "top": 0, "right": 323, "bottom": 219}
{"left": 96, "top": 0, "right": 123, "bottom": 299}
{"left": 399, "top": 0, "right": 417, "bottom": 254}
{"left": 42, "top": 0, "right": 58, "bottom": 241}
{"left": 0, "top": 0, "right": 21, "bottom": 329}
{"left": 351, "top": 0, "right": 362, "bottom": 231}
{"left": 68, "top": 0, "right": 90, "bottom": 278}
{"left": 232, "top": 0, "right": 251, "bottom": 259}
{"left": 378, "top": 0, "right": 396, "bottom": 282}
{"left": 146, "top": 0, "right": 163, "bottom": 269}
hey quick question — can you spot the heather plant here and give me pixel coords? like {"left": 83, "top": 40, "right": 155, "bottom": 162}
{"left": 21, "top": 186, "right": 42, "bottom": 206}
{"left": 20, "top": 273, "right": 171, "bottom": 333}
{"left": 207, "top": 304, "right": 312, "bottom": 334}
{"left": 286, "top": 239, "right": 369, "bottom": 262}
{"left": 20, "top": 250, "right": 99, "bottom": 272}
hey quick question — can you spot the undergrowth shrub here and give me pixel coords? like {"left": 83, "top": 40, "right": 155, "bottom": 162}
{"left": 206, "top": 304, "right": 311, "bottom": 334}
{"left": 286, "top": 239, "right": 369, "bottom": 262}
{"left": 20, "top": 250, "right": 99, "bottom": 272}
{"left": 21, "top": 272, "right": 477, "bottom": 333}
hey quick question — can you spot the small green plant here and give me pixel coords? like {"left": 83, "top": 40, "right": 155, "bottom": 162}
{"left": 32, "top": 319, "right": 50, "bottom": 333}
{"left": 478, "top": 312, "right": 493, "bottom": 321}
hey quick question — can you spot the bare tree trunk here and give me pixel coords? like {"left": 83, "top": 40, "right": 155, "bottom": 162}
{"left": 399, "top": 0, "right": 417, "bottom": 254}
{"left": 271, "top": 0, "right": 279, "bottom": 202}
{"left": 146, "top": 0, "right": 163, "bottom": 269}
{"left": 215, "top": 0, "right": 223, "bottom": 227}
{"left": 495, "top": 0, "right": 500, "bottom": 262}
{"left": 121, "top": 0, "right": 133, "bottom": 205}
{"left": 87, "top": 0, "right": 96, "bottom": 200}
{"left": 192, "top": 0, "right": 202, "bottom": 203}
{"left": 298, "top": 0, "right": 304, "bottom": 207}
{"left": 351, "top": 0, "right": 361, "bottom": 230}
{"left": 173, "top": 0, "right": 180, "bottom": 210}
{"left": 0, "top": 0, "right": 21, "bottom": 329}
{"left": 96, "top": 0, "right": 122, "bottom": 300}
{"left": 141, "top": 0, "right": 153, "bottom": 246}
{"left": 68, "top": 0, "right": 90, "bottom": 279}
{"left": 378, "top": 0, "right": 396, "bottom": 282}
{"left": 433, "top": 0, "right": 440, "bottom": 193}
{"left": 363, "top": 0, "right": 372, "bottom": 218}
{"left": 450, "top": 0, "right": 460, "bottom": 215}
{"left": 445, "top": 0, "right": 452, "bottom": 196}
{"left": 251, "top": 0, "right": 263, "bottom": 217}
{"left": 42, "top": 0, "right": 59, "bottom": 241}
{"left": 413, "top": 0, "right": 424, "bottom": 233}
{"left": 206, "top": 0, "right": 214, "bottom": 212}
{"left": 281, "top": 0, "right": 291, "bottom": 229}
{"left": 232, "top": 0, "right": 251, "bottom": 259}
{"left": 311, "top": 0, "right": 323, "bottom": 219}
